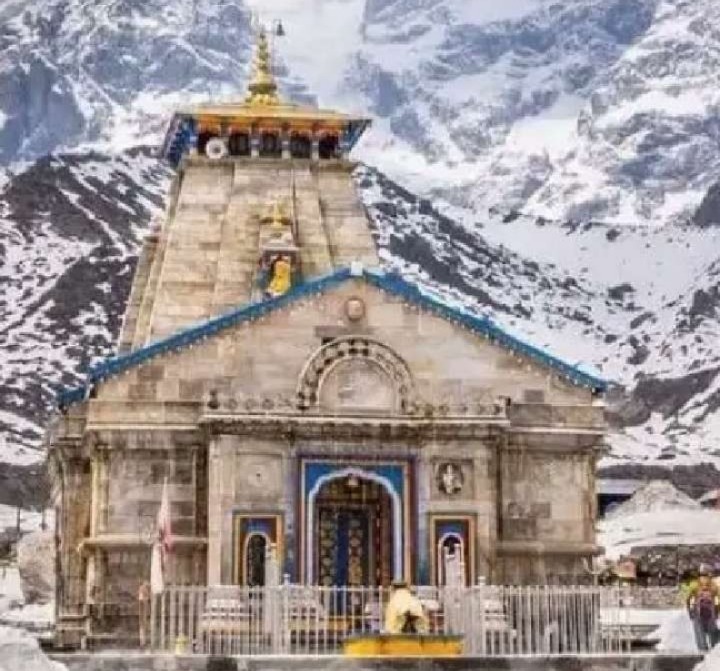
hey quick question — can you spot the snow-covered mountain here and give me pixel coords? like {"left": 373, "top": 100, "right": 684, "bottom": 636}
{"left": 0, "top": 149, "right": 167, "bottom": 467}
{"left": 2, "top": 0, "right": 719, "bottom": 225}
{"left": 2, "top": 0, "right": 720, "bottom": 500}
{"left": 2, "top": 148, "right": 720, "bottom": 476}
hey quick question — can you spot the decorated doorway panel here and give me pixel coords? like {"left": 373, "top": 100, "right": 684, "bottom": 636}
{"left": 314, "top": 476, "right": 394, "bottom": 586}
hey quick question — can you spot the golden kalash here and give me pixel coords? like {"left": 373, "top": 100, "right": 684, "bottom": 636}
{"left": 343, "top": 582, "right": 463, "bottom": 657}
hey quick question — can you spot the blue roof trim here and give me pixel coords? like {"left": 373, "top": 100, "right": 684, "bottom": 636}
{"left": 57, "top": 266, "right": 606, "bottom": 407}
{"left": 161, "top": 113, "right": 369, "bottom": 167}
{"left": 363, "top": 269, "right": 606, "bottom": 392}
{"left": 162, "top": 115, "right": 197, "bottom": 168}
{"left": 57, "top": 268, "right": 352, "bottom": 407}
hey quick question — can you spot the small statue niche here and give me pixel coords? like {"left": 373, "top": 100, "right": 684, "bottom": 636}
{"left": 257, "top": 200, "right": 300, "bottom": 299}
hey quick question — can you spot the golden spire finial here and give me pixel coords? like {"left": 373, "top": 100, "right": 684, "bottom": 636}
{"left": 262, "top": 200, "right": 290, "bottom": 230}
{"left": 270, "top": 201, "right": 285, "bottom": 229}
{"left": 246, "top": 27, "right": 280, "bottom": 106}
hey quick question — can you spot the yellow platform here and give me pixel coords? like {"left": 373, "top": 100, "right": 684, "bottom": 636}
{"left": 343, "top": 634, "right": 464, "bottom": 657}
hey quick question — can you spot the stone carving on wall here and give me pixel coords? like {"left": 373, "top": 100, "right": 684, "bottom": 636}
{"left": 297, "top": 337, "right": 415, "bottom": 413}
{"left": 320, "top": 359, "right": 395, "bottom": 414}
{"left": 344, "top": 297, "right": 366, "bottom": 322}
{"left": 436, "top": 462, "right": 464, "bottom": 496}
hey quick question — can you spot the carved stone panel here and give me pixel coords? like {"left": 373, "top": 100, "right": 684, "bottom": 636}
{"left": 234, "top": 454, "right": 283, "bottom": 502}
{"left": 319, "top": 359, "right": 396, "bottom": 414}
{"left": 433, "top": 461, "right": 472, "bottom": 498}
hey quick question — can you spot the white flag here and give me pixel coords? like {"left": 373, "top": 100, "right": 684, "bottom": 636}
{"left": 150, "top": 478, "right": 173, "bottom": 595}
{"left": 150, "top": 541, "right": 164, "bottom": 595}
{"left": 157, "top": 477, "right": 173, "bottom": 556}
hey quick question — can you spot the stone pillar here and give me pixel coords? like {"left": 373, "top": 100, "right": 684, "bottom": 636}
{"left": 207, "top": 437, "right": 222, "bottom": 585}
{"left": 281, "top": 130, "right": 291, "bottom": 160}
{"left": 98, "top": 449, "right": 110, "bottom": 533}
{"left": 282, "top": 450, "right": 297, "bottom": 580}
{"left": 339, "top": 137, "right": 351, "bottom": 161}
{"left": 474, "top": 446, "right": 494, "bottom": 583}
{"left": 250, "top": 131, "right": 260, "bottom": 158}
{"left": 311, "top": 136, "right": 320, "bottom": 161}
{"left": 416, "top": 455, "right": 430, "bottom": 584}
{"left": 89, "top": 453, "right": 100, "bottom": 537}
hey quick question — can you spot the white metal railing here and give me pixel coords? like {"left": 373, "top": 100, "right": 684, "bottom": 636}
{"left": 149, "top": 584, "right": 638, "bottom": 656}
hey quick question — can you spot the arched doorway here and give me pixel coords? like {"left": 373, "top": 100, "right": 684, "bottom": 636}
{"left": 260, "top": 132, "right": 282, "bottom": 157}
{"left": 229, "top": 131, "right": 251, "bottom": 157}
{"left": 318, "top": 134, "right": 339, "bottom": 159}
{"left": 307, "top": 470, "right": 401, "bottom": 586}
{"left": 244, "top": 533, "right": 268, "bottom": 587}
{"left": 290, "top": 133, "right": 311, "bottom": 159}
{"left": 437, "top": 533, "right": 465, "bottom": 586}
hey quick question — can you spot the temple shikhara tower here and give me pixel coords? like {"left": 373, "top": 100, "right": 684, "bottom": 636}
{"left": 49, "top": 31, "right": 607, "bottom": 648}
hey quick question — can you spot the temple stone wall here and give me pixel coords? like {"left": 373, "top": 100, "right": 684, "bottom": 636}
{"left": 129, "top": 160, "right": 378, "bottom": 348}
{"left": 499, "top": 449, "right": 595, "bottom": 546}
{"left": 208, "top": 436, "right": 290, "bottom": 584}
{"left": 90, "top": 431, "right": 204, "bottom": 538}
{"left": 422, "top": 439, "right": 497, "bottom": 581}
{"left": 89, "top": 281, "right": 597, "bottom": 425}
{"left": 54, "top": 451, "right": 92, "bottom": 647}
{"left": 51, "top": 153, "right": 606, "bottom": 648}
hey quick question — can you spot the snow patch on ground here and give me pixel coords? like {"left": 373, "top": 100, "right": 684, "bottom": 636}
{"left": 696, "top": 641, "right": 720, "bottom": 670}
{"left": 0, "top": 568, "right": 23, "bottom": 615}
{"left": 651, "top": 610, "right": 700, "bottom": 654}
{"left": 0, "top": 625, "right": 63, "bottom": 671}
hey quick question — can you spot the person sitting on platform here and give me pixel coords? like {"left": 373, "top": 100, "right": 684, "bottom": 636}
{"left": 384, "top": 581, "right": 428, "bottom": 635}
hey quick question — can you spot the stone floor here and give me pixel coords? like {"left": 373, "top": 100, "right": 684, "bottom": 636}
{"left": 50, "top": 653, "right": 703, "bottom": 671}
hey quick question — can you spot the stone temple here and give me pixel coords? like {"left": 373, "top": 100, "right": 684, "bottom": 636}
{"left": 48, "top": 32, "right": 607, "bottom": 648}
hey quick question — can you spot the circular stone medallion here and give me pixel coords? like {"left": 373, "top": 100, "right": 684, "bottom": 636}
{"left": 345, "top": 297, "right": 366, "bottom": 322}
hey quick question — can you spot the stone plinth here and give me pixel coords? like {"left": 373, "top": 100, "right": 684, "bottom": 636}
{"left": 50, "top": 653, "right": 703, "bottom": 671}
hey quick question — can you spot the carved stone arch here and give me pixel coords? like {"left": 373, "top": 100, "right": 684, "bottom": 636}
{"left": 297, "top": 337, "right": 415, "bottom": 414}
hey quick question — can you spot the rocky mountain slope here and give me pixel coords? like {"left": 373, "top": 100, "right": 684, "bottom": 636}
{"left": 349, "top": 0, "right": 720, "bottom": 225}
{"left": 1, "top": 0, "right": 720, "bottom": 225}
{"left": 1, "top": 149, "right": 720, "bottom": 480}
{"left": 2, "top": 0, "right": 720, "bottom": 503}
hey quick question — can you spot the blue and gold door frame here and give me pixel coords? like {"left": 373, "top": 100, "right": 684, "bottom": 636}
{"left": 299, "top": 459, "right": 412, "bottom": 585}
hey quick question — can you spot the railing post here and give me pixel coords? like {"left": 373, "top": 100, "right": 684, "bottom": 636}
{"left": 150, "top": 591, "right": 156, "bottom": 651}
{"left": 143, "top": 582, "right": 644, "bottom": 659}
{"left": 280, "top": 574, "right": 291, "bottom": 654}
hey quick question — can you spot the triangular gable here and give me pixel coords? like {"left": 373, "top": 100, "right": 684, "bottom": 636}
{"left": 58, "top": 266, "right": 607, "bottom": 406}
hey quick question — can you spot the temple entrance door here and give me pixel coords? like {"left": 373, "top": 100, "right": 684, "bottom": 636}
{"left": 314, "top": 476, "right": 394, "bottom": 587}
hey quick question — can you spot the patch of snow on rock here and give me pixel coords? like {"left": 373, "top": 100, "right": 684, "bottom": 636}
{"left": 598, "top": 481, "right": 720, "bottom": 561}
{"left": 607, "top": 480, "right": 700, "bottom": 519}
{"left": 16, "top": 532, "right": 54, "bottom": 606}
{"left": 599, "top": 509, "right": 720, "bottom": 560}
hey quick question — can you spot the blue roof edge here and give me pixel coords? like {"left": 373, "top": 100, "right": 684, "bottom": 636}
{"left": 57, "top": 266, "right": 607, "bottom": 407}
{"left": 161, "top": 115, "right": 371, "bottom": 167}
{"left": 363, "top": 268, "right": 607, "bottom": 392}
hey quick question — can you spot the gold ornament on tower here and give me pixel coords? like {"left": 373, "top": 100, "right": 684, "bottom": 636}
{"left": 266, "top": 255, "right": 293, "bottom": 297}
{"left": 246, "top": 28, "right": 280, "bottom": 107}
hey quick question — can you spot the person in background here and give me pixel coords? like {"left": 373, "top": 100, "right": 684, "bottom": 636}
{"left": 686, "top": 565, "right": 720, "bottom": 651}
